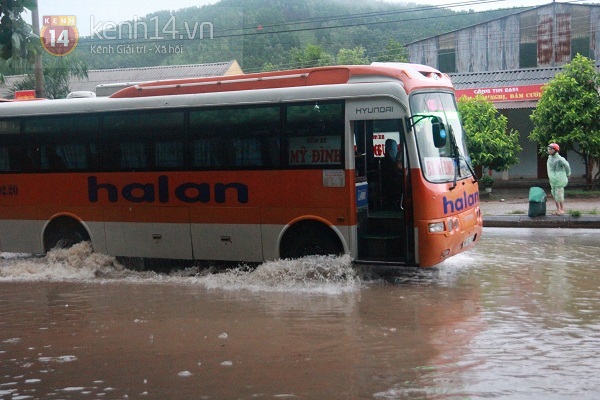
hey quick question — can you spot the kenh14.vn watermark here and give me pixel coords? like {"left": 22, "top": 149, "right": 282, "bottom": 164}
{"left": 89, "top": 16, "right": 214, "bottom": 41}
{"left": 40, "top": 15, "right": 79, "bottom": 56}
{"left": 40, "top": 15, "right": 214, "bottom": 56}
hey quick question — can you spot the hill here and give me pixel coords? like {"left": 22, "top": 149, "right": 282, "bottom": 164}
{"left": 40, "top": 0, "right": 527, "bottom": 74}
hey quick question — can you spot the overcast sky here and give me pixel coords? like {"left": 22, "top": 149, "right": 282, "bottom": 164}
{"left": 31, "top": 0, "right": 595, "bottom": 36}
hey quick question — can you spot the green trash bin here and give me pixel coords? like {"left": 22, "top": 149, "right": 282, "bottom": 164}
{"left": 528, "top": 186, "right": 547, "bottom": 217}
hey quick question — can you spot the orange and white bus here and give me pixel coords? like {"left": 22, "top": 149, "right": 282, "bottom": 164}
{"left": 0, "top": 63, "right": 482, "bottom": 268}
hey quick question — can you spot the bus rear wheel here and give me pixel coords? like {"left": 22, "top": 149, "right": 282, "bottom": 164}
{"left": 44, "top": 217, "right": 90, "bottom": 253}
{"left": 280, "top": 221, "right": 343, "bottom": 259}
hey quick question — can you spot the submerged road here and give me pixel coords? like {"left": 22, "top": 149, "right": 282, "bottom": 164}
{"left": 1, "top": 228, "right": 599, "bottom": 399}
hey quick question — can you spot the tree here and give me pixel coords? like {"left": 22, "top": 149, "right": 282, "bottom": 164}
{"left": 289, "top": 44, "right": 334, "bottom": 68}
{"left": 11, "top": 56, "right": 88, "bottom": 99}
{"left": 0, "top": 0, "right": 40, "bottom": 63}
{"left": 530, "top": 54, "right": 600, "bottom": 188}
{"left": 458, "top": 94, "right": 521, "bottom": 177}
{"left": 336, "top": 46, "right": 368, "bottom": 65}
{"left": 376, "top": 39, "right": 409, "bottom": 63}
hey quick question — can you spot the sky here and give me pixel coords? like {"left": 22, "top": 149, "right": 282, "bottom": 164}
{"left": 30, "top": 0, "right": 577, "bottom": 36}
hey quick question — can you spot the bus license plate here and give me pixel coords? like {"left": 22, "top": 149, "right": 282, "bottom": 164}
{"left": 462, "top": 235, "right": 476, "bottom": 248}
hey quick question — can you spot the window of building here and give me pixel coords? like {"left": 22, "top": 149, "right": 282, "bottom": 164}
{"left": 571, "top": 5, "right": 591, "bottom": 58}
{"left": 438, "top": 33, "right": 456, "bottom": 73}
{"left": 520, "top": 10, "right": 538, "bottom": 68}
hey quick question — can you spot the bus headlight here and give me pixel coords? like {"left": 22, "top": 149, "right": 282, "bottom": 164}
{"left": 428, "top": 222, "right": 445, "bottom": 233}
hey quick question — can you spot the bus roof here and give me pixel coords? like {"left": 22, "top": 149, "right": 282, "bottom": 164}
{"left": 0, "top": 63, "right": 455, "bottom": 118}
{"left": 109, "top": 63, "right": 454, "bottom": 99}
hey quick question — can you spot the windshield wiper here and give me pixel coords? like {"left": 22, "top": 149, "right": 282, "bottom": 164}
{"left": 448, "top": 125, "right": 477, "bottom": 190}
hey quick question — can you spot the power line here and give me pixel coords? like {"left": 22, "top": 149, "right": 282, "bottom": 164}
{"left": 78, "top": 0, "right": 539, "bottom": 45}
{"left": 74, "top": 0, "right": 598, "bottom": 71}
{"left": 79, "top": 0, "right": 596, "bottom": 47}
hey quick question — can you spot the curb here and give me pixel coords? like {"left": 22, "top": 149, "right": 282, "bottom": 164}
{"left": 483, "top": 215, "right": 600, "bottom": 229}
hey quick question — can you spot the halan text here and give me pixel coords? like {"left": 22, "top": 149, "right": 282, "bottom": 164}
{"left": 88, "top": 176, "right": 249, "bottom": 204}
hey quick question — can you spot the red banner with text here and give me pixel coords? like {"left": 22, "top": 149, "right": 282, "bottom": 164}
{"left": 455, "top": 84, "right": 545, "bottom": 103}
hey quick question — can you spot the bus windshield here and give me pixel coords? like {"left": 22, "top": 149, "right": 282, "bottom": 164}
{"left": 410, "top": 92, "right": 472, "bottom": 184}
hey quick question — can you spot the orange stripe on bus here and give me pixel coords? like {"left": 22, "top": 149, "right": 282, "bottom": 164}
{"left": 1, "top": 171, "right": 353, "bottom": 208}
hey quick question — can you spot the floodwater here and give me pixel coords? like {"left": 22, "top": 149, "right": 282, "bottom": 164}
{"left": 1, "top": 228, "right": 600, "bottom": 400}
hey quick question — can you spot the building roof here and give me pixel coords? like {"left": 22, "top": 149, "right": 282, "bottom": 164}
{"left": 450, "top": 63, "right": 600, "bottom": 89}
{"left": 449, "top": 63, "right": 600, "bottom": 109}
{"left": 449, "top": 65, "right": 564, "bottom": 89}
{"left": 1, "top": 60, "right": 243, "bottom": 98}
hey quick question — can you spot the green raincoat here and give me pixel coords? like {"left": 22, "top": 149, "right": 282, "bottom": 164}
{"left": 547, "top": 153, "right": 571, "bottom": 189}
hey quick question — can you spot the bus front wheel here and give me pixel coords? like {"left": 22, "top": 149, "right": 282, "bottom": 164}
{"left": 280, "top": 221, "right": 343, "bottom": 259}
{"left": 44, "top": 217, "right": 90, "bottom": 253}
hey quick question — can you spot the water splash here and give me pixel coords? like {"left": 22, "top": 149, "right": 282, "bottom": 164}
{"left": 0, "top": 242, "right": 122, "bottom": 281}
{"left": 1, "top": 246, "right": 360, "bottom": 293}
{"left": 200, "top": 255, "right": 359, "bottom": 293}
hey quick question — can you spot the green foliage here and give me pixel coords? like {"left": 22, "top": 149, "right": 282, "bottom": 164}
{"left": 0, "top": 0, "right": 40, "bottom": 63}
{"left": 458, "top": 95, "right": 522, "bottom": 173}
{"left": 479, "top": 174, "right": 495, "bottom": 187}
{"left": 530, "top": 55, "right": 600, "bottom": 185}
{"left": 336, "top": 46, "right": 369, "bottom": 65}
{"left": 376, "top": 39, "right": 408, "bottom": 62}
{"left": 10, "top": 56, "right": 88, "bottom": 99}
{"left": 289, "top": 44, "right": 335, "bottom": 68}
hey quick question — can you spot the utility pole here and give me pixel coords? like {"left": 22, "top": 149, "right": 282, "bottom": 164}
{"left": 31, "top": 0, "right": 45, "bottom": 99}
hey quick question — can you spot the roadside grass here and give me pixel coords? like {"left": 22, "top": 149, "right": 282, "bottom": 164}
{"left": 509, "top": 210, "right": 525, "bottom": 214}
{"left": 566, "top": 189, "right": 600, "bottom": 198}
{"left": 567, "top": 209, "right": 600, "bottom": 216}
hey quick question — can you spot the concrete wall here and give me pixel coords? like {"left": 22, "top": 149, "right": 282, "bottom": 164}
{"left": 408, "top": 4, "right": 599, "bottom": 72}
{"left": 491, "top": 108, "right": 586, "bottom": 180}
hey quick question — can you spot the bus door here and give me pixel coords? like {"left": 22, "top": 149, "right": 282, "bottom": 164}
{"left": 353, "top": 119, "right": 413, "bottom": 264}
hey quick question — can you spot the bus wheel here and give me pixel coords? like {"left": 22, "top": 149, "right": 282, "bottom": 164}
{"left": 280, "top": 221, "right": 343, "bottom": 259}
{"left": 44, "top": 217, "right": 90, "bottom": 253}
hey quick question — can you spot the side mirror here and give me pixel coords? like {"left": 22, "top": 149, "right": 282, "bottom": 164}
{"left": 431, "top": 117, "right": 447, "bottom": 148}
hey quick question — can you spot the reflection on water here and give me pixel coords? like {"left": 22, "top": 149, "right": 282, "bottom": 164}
{"left": 1, "top": 229, "right": 599, "bottom": 399}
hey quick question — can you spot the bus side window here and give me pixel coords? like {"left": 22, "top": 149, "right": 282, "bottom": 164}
{"left": 190, "top": 105, "right": 281, "bottom": 170}
{"left": 105, "top": 111, "right": 183, "bottom": 171}
{"left": 0, "top": 144, "right": 21, "bottom": 172}
{"left": 233, "top": 136, "right": 262, "bottom": 167}
{"left": 103, "top": 140, "right": 120, "bottom": 171}
{"left": 87, "top": 144, "right": 100, "bottom": 171}
{"left": 43, "top": 145, "right": 68, "bottom": 171}
{"left": 192, "top": 136, "right": 226, "bottom": 168}
{"left": 0, "top": 146, "right": 9, "bottom": 171}
{"left": 265, "top": 133, "right": 281, "bottom": 167}
{"left": 56, "top": 143, "right": 95, "bottom": 171}
{"left": 120, "top": 142, "right": 148, "bottom": 170}
{"left": 286, "top": 102, "right": 344, "bottom": 168}
{"left": 155, "top": 140, "right": 184, "bottom": 169}
{"left": 23, "top": 146, "right": 41, "bottom": 172}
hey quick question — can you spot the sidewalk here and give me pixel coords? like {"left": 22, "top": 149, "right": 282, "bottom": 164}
{"left": 479, "top": 179, "right": 600, "bottom": 228}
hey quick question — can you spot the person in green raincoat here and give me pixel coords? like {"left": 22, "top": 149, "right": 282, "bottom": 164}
{"left": 546, "top": 143, "right": 571, "bottom": 215}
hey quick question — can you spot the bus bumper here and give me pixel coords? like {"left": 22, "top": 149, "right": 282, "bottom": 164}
{"left": 416, "top": 207, "right": 483, "bottom": 267}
